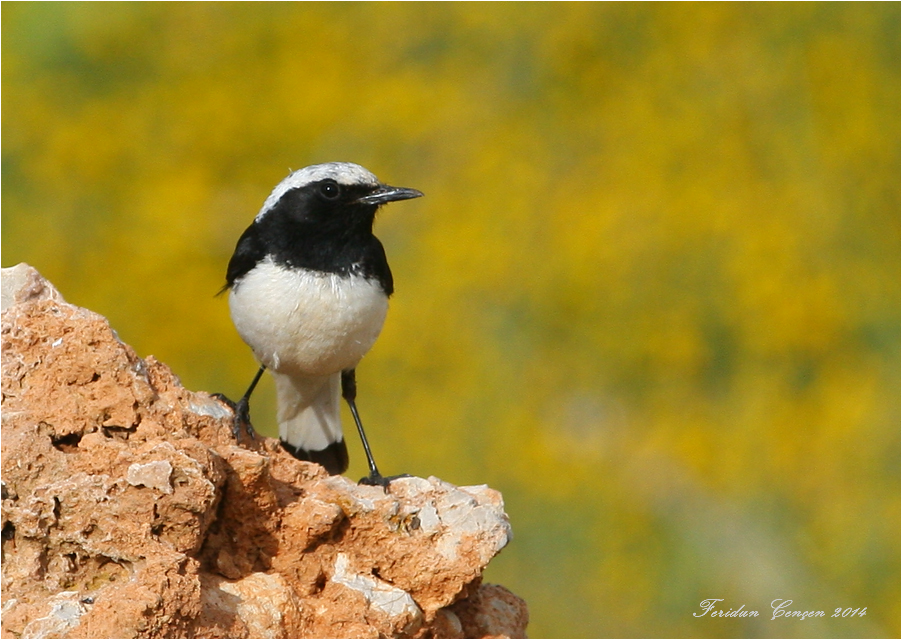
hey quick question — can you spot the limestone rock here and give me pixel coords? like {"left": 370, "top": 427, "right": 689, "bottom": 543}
{"left": 1, "top": 264, "right": 528, "bottom": 639}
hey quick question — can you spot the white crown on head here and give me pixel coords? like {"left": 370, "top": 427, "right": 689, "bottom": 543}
{"left": 256, "top": 162, "right": 381, "bottom": 221}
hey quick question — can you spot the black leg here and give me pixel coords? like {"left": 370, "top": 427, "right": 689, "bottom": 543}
{"left": 341, "top": 369, "right": 386, "bottom": 487}
{"left": 232, "top": 365, "right": 265, "bottom": 440}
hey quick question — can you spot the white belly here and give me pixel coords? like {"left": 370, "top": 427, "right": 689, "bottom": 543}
{"left": 229, "top": 258, "right": 388, "bottom": 377}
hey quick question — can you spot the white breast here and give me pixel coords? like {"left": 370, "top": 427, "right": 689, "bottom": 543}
{"left": 229, "top": 258, "right": 388, "bottom": 377}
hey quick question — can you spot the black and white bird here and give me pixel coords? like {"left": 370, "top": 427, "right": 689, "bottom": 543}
{"left": 223, "top": 162, "right": 422, "bottom": 485}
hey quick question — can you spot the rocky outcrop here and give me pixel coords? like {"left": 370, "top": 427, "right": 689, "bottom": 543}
{"left": 0, "top": 264, "right": 528, "bottom": 639}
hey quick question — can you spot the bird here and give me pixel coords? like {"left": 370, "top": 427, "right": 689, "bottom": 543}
{"left": 222, "top": 162, "right": 422, "bottom": 485}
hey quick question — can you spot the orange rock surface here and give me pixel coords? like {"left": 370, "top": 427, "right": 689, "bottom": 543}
{"left": 1, "top": 264, "right": 528, "bottom": 639}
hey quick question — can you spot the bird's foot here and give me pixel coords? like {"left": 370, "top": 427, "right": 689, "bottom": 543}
{"left": 211, "top": 393, "right": 256, "bottom": 442}
{"left": 358, "top": 473, "right": 411, "bottom": 492}
{"left": 234, "top": 397, "right": 256, "bottom": 441}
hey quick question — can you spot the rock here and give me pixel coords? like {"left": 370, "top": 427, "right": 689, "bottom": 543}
{"left": 0, "top": 264, "right": 528, "bottom": 639}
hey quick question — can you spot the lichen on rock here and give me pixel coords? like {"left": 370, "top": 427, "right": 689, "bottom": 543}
{"left": 1, "top": 263, "right": 528, "bottom": 639}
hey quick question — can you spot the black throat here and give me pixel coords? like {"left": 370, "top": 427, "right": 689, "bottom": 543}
{"left": 225, "top": 183, "right": 394, "bottom": 296}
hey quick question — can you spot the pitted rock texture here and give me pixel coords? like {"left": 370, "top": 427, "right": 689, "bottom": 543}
{"left": 0, "top": 263, "right": 528, "bottom": 639}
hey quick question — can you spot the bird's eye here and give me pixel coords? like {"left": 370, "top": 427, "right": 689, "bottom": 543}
{"left": 319, "top": 181, "right": 340, "bottom": 200}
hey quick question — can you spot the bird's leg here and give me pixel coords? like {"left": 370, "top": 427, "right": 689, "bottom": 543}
{"left": 220, "top": 364, "right": 266, "bottom": 441}
{"left": 341, "top": 369, "right": 387, "bottom": 487}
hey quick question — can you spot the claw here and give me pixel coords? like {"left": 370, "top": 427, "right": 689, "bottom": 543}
{"left": 211, "top": 392, "right": 236, "bottom": 411}
{"left": 235, "top": 397, "right": 256, "bottom": 441}
{"left": 358, "top": 473, "right": 411, "bottom": 493}
{"left": 211, "top": 393, "right": 255, "bottom": 442}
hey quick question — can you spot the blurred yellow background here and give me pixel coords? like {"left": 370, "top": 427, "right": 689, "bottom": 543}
{"left": 3, "top": 3, "right": 898, "bottom": 637}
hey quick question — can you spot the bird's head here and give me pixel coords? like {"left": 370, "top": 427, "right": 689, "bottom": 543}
{"left": 255, "top": 162, "right": 423, "bottom": 234}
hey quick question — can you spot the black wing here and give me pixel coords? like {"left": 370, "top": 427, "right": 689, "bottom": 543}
{"left": 361, "top": 235, "right": 393, "bottom": 297}
{"left": 221, "top": 223, "right": 265, "bottom": 294}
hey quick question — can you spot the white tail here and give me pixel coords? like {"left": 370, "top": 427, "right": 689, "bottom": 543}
{"left": 272, "top": 370, "right": 348, "bottom": 473}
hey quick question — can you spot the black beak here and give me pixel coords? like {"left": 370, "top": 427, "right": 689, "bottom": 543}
{"left": 356, "top": 184, "right": 424, "bottom": 206}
